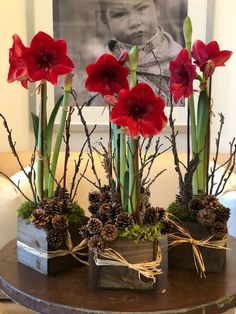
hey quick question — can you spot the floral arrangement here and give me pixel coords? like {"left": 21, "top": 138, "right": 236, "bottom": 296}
{"left": 1, "top": 31, "right": 87, "bottom": 253}
{"left": 166, "top": 17, "right": 235, "bottom": 275}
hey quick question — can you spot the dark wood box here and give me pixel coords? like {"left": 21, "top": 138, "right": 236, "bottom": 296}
{"left": 168, "top": 221, "right": 226, "bottom": 273}
{"left": 89, "top": 239, "right": 158, "bottom": 290}
{"left": 17, "top": 217, "right": 86, "bottom": 275}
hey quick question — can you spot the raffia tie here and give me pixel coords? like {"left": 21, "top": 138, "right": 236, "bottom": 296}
{"left": 17, "top": 230, "right": 88, "bottom": 265}
{"left": 167, "top": 215, "right": 228, "bottom": 278}
{"left": 94, "top": 244, "right": 162, "bottom": 283}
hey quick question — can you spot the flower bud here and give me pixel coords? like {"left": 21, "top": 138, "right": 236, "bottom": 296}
{"left": 128, "top": 46, "right": 139, "bottom": 71}
{"left": 118, "top": 51, "right": 128, "bottom": 65}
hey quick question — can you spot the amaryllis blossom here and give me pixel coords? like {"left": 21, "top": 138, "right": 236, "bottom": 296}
{"left": 7, "top": 34, "right": 29, "bottom": 88}
{"left": 85, "top": 53, "right": 129, "bottom": 96}
{"left": 21, "top": 32, "right": 74, "bottom": 85}
{"left": 169, "top": 48, "right": 196, "bottom": 103}
{"left": 192, "top": 40, "right": 232, "bottom": 77}
{"left": 110, "top": 83, "right": 167, "bottom": 137}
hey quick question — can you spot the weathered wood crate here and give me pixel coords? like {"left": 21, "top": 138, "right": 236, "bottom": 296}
{"left": 89, "top": 239, "right": 158, "bottom": 290}
{"left": 168, "top": 221, "right": 227, "bottom": 273}
{"left": 17, "top": 217, "right": 86, "bottom": 275}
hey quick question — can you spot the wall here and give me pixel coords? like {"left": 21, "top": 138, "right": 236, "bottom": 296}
{"left": 0, "top": 0, "right": 235, "bottom": 153}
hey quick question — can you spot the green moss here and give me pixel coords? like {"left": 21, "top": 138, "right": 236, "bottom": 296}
{"left": 17, "top": 201, "right": 36, "bottom": 220}
{"left": 68, "top": 202, "right": 86, "bottom": 226}
{"left": 118, "top": 223, "right": 162, "bottom": 242}
{"left": 168, "top": 201, "right": 196, "bottom": 222}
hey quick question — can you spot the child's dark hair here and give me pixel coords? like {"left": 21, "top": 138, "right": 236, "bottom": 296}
{"left": 98, "top": 0, "right": 160, "bottom": 25}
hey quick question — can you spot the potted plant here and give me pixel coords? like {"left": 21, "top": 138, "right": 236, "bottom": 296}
{"left": 166, "top": 17, "right": 235, "bottom": 276}
{"left": 79, "top": 48, "right": 169, "bottom": 289}
{"left": 0, "top": 31, "right": 88, "bottom": 275}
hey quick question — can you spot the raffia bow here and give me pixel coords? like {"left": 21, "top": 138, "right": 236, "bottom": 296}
{"left": 94, "top": 244, "right": 162, "bottom": 283}
{"left": 17, "top": 230, "right": 88, "bottom": 265}
{"left": 167, "top": 215, "right": 228, "bottom": 278}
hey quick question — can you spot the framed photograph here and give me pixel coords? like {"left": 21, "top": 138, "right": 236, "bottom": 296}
{"left": 28, "top": 0, "right": 213, "bottom": 130}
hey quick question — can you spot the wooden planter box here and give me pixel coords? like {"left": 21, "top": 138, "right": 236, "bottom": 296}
{"left": 89, "top": 239, "right": 158, "bottom": 290}
{"left": 168, "top": 222, "right": 227, "bottom": 273}
{"left": 17, "top": 217, "right": 86, "bottom": 275}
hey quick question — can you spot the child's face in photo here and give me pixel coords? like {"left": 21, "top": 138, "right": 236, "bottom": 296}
{"left": 104, "top": 0, "right": 159, "bottom": 45}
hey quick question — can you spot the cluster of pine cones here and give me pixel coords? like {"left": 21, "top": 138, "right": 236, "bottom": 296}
{"left": 30, "top": 186, "right": 72, "bottom": 250}
{"left": 188, "top": 194, "right": 230, "bottom": 240}
{"left": 80, "top": 185, "right": 166, "bottom": 253}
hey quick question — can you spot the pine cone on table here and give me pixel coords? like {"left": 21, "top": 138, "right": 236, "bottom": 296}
{"left": 115, "top": 212, "right": 134, "bottom": 230}
{"left": 86, "top": 218, "right": 103, "bottom": 235}
{"left": 101, "top": 224, "right": 118, "bottom": 242}
{"left": 51, "top": 214, "right": 69, "bottom": 231}
{"left": 30, "top": 208, "right": 51, "bottom": 229}
{"left": 88, "top": 235, "right": 105, "bottom": 253}
{"left": 46, "top": 229, "right": 65, "bottom": 250}
{"left": 197, "top": 208, "right": 216, "bottom": 227}
{"left": 211, "top": 222, "right": 227, "bottom": 240}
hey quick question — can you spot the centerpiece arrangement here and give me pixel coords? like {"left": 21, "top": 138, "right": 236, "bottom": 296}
{"left": 167, "top": 17, "right": 235, "bottom": 276}
{"left": 79, "top": 48, "right": 169, "bottom": 289}
{"left": 1, "top": 31, "right": 88, "bottom": 275}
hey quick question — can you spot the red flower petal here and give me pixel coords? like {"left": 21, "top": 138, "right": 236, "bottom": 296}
{"left": 22, "top": 31, "right": 74, "bottom": 85}
{"left": 110, "top": 83, "right": 167, "bottom": 137}
{"left": 85, "top": 53, "right": 129, "bottom": 96}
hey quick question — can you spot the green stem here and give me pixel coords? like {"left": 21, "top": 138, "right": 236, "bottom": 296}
{"left": 36, "top": 82, "right": 47, "bottom": 201}
{"left": 47, "top": 88, "right": 70, "bottom": 196}
{"left": 119, "top": 127, "right": 127, "bottom": 208}
{"left": 196, "top": 90, "right": 209, "bottom": 195}
{"left": 188, "top": 95, "right": 198, "bottom": 195}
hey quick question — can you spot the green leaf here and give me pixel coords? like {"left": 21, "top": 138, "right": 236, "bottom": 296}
{"left": 123, "top": 170, "right": 129, "bottom": 211}
{"left": 31, "top": 112, "right": 39, "bottom": 145}
{"left": 196, "top": 90, "right": 210, "bottom": 193}
{"left": 46, "top": 95, "right": 63, "bottom": 157}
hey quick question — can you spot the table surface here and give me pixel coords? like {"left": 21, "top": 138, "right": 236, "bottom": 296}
{"left": 1, "top": 239, "right": 236, "bottom": 314}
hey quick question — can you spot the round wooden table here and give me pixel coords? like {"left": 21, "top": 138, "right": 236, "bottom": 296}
{"left": 0, "top": 238, "right": 236, "bottom": 314}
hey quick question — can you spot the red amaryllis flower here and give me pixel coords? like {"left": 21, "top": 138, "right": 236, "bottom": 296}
{"left": 22, "top": 32, "right": 74, "bottom": 85}
{"left": 169, "top": 48, "right": 196, "bottom": 103}
{"left": 110, "top": 83, "right": 167, "bottom": 137}
{"left": 192, "top": 40, "right": 233, "bottom": 77}
{"left": 7, "top": 34, "right": 29, "bottom": 88}
{"left": 85, "top": 53, "right": 129, "bottom": 96}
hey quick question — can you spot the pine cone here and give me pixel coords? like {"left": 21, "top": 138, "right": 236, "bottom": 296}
{"left": 215, "top": 205, "right": 230, "bottom": 223}
{"left": 202, "top": 195, "right": 221, "bottom": 211}
{"left": 101, "top": 224, "right": 118, "bottom": 242}
{"left": 197, "top": 208, "right": 216, "bottom": 227}
{"left": 87, "top": 218, "right": 103, "bottom": 235}
{"left": 30, "top": 208, "right": 51, "bottom": 229}
{"left": 107, "top": 202, "right": 123, "bottom": 221}
{"left": 46, "top": 229, "right": 65, "bottom": 249}
{"left": 39, "top": 198, "right": 67, "bottom": 215}
{"left": 96, "top": 203, "right": 112, "bottom": 224}
{"left": 115, "top": 212, "right": 134, "bottom": 230}
{"left": 51, "top": 214, "right": 69, "bottom": 231}
{"left": 88, "top": 203, "right": 100, "bottom": 216}
{"left": 88, "top": 191, "right": 101, "bottom": 204}
{"left": 79, "top": 225, "right": 91, "bottom": 240}
{"left": 54, "top": 185, "right": 70, "bottom": 204}
{"left": 143, "top": 207, "right": 166, "bottom": 225}
{"left": 88, "top": 235, "right": 105, "bottom": 253}
{"left": 160, "top": 220, "right": 172, "bottom": 235}
{"left": 211, "top": 222, "right": 227, "bottom": 240}
{"left": 188, "top": 198, "right": 204, "bottom": 213}
{"left": 100, "top": 185, "right": 111, "bottom": 193}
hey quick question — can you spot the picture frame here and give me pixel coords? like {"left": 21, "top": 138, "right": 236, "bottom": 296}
{"left": 27, "top": 0, "right": 214, "bottom": 131}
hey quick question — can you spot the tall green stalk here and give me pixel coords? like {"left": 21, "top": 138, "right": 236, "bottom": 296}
{"left": 119, "top": 127, "right": 127, "bottom": 208}
{"left": 36, "top": 81, "right": 47, "bottom": 200}
{"left": 127, "top": 47, "right": 139, "bottom": 220}
{"left": 47, "top": 73, "right": 72, "bottom": 196}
